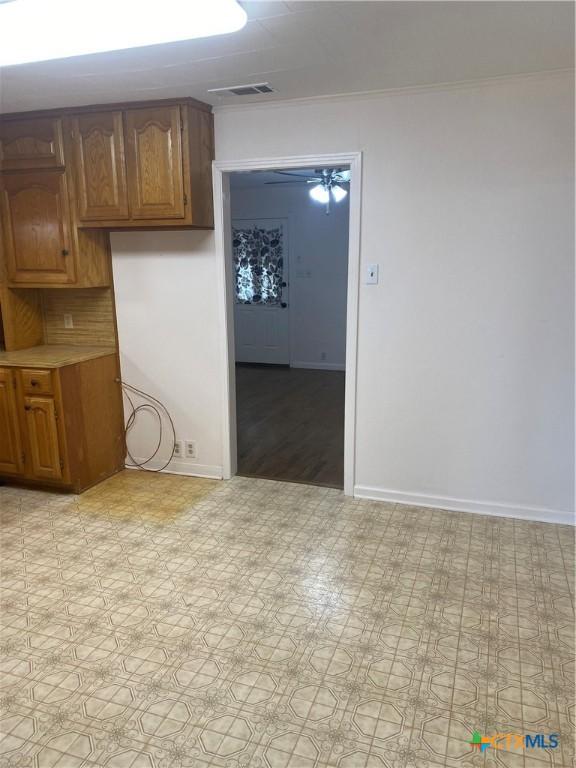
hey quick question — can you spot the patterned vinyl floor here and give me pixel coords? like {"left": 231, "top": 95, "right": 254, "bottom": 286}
{"left": 0, "top": 472, "right": 573, "bottom": 768}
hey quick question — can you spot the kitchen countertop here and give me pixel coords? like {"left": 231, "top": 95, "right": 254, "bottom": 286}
{"left": 0, "top": 345, "right": 117, "bottom": 368}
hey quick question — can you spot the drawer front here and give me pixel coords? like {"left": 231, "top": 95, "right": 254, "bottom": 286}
{"left": 21, "top": 369, "right": 53, "bottom": 395}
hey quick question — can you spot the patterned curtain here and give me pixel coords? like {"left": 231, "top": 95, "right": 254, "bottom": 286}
{"left": 232, "top": 225, "right": 284, "bottom": 305}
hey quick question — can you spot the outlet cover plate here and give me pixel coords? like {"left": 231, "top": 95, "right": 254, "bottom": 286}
{"left": 366, "top": 264, "right": 379, "bottom": 285}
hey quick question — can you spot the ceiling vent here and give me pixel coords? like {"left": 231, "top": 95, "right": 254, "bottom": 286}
{"left": 207, "top": 82, "right": 274, "bottom": 96}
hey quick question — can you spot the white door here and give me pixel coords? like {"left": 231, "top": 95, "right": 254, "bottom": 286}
{"left": 233, "top": 218, "right": 290, "bottom": 364}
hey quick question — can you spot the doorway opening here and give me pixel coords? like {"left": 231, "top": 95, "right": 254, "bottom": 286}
{"left": 214, "top": 153, "right": 362, "bottom": 495}
{"left": 231, "top": 166, "right": 349, "bottom": 489}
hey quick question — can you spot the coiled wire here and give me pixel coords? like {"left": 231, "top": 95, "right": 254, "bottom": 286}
{"left": 122, "top": 382, "right": 176, "bottom": 472}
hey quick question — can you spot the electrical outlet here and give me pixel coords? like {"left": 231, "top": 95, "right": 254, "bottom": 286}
{"left": 173, "top": 440, "right": 183, "bottom": 458}
{"left": 320, "top": 351, "right": 327, "bottom": 361}
{"left": 64, "top": 313, "right": 74, "bottom": 329}
{"left": 185, "top": 441, "right": 197, "bottom": 459}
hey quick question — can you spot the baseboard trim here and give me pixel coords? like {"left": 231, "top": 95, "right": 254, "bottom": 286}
{"left": 291, "top": 361, "right": 346, "bottom": 371}
{"left": 125, "top": 458, "right": 223, "bottom": 480}
{"left": 353, "top": 485, "right": 574, "bottom": 525}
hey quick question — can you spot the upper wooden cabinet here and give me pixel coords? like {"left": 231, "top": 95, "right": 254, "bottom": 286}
{"left": 125, "top": 106, "right": 185, "bottom": 220}
{"left": 0, "top": 98, "right": 213, "bottom": 287}
{"left": 0, "top": 118, "right": 64, "bottom": 171}
{"left": 1, "top": 170, "right": 75, "bottom": 285}
{"left": 71, "top": 111, "right": 129, "bottom": 221}
{"left": 0, "top": 169, "right": 111, "bottom": 287}
{"left": 69, "top": 100, "right": 214, "bottom": 229}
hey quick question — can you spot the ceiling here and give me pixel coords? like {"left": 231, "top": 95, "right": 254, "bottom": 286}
{"left": 0, "top": 1, "right": 573, "bottom": 114}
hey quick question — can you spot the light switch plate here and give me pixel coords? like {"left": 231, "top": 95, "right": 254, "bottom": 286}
{"left": 64, "top": 313, "right": 74, "bottom": 329}
{"left": 366, "top": 264, "right": 379, "bottom": 285}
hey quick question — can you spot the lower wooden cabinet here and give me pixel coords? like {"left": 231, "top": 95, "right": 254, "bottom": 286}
{"left": 0, "top": 354, "right": 124, "bottom": 492}
{"left": 0, "top": 368, "right": 24, "bottom": 475}
{"left": 23, "top": 395, "right": 62, "bottom": 481}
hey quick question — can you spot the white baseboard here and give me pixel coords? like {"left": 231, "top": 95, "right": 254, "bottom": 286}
{"left": 353, "top": 485, "right": 574, "bottom": 526}
{"left": 291, "top": 361, "right": 346, "bottom": 371}
{"left": 125, "top": 457, "right": 223, "bottom": 480}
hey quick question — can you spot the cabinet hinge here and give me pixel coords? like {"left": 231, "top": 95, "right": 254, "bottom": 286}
{"left": 183, "top": 193, "right": 188, "bottom": 206}
{"left": 59, "top": 459, "right": 64, "bottom": 470}
{"left": 12, "top": 378, "right": 17, "bottom": 390}
{"left": 180, "top": 117, "right": 184, "bottom": 132}
{"left": 21, "top": 451, "right": 25, "bottom": 464}
{"left": 54, "top": 410, "right": 59, "bottom": 421}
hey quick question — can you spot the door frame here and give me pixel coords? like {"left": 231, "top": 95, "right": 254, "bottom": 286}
{"left": 213, "top": 152, "right": 362, "bottom": 496}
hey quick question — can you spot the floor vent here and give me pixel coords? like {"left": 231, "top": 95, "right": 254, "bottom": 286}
{"left": 207, "top": 82, "right": 274, "bottom": 96}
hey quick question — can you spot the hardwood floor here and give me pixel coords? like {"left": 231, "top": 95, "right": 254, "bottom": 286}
{"left": 235, "top": 364, "right": 345, "bottom": 488}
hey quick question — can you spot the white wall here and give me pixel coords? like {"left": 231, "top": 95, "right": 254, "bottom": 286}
{"left": 231, "top": 182, "right": 349, "bottom": 369}
{"left": 111, "top": 231, "right": 223, "bottom": 478}
{"left": 111, "top": 71, "right": 574, "bottom": 522}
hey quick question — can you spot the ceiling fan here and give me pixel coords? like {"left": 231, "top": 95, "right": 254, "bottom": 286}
{"left": 265, "top": 168, "right": 350, "bottom": 214}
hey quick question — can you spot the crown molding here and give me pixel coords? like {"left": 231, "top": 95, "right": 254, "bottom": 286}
{"left": 213, "top": 68, "right": 574, "bottom": 115}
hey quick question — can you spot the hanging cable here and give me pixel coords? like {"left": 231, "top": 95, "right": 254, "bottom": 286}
{"left": 121, "top": 382, "right": 176, "bottom": 473}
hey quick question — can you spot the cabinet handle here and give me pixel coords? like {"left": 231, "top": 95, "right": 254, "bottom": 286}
{"left": 24, "top": 405, "right": 31, "bottom": 411}
{"left": 30, "top": 379, "right": 39, "bottom": 386}
{"left": 61, "top": 249, "right": 69, "bottom": 256}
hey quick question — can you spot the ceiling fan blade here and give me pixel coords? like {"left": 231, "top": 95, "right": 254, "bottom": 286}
{"left": 334, "top": 170, "right": 351, "bottom": 183}
{"left": 264, "top": 180, "right": 311, "bottom": 185}
{"left": 272, "top": 170, "right": 319, "bottom": 179}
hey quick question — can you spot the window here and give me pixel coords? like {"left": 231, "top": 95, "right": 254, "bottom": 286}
{"left": 233, "top": 224, "right": 284, "bottom": 305}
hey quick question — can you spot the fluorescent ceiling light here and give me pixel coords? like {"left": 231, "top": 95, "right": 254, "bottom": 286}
{"left": 331, "top": 185, "right": 348, "bottom": 202}
{"left": 309, "top": 184, "right": 330, "bottom": 204}
{"left": 0, "top": 0, "right": 247, "bottom": 67}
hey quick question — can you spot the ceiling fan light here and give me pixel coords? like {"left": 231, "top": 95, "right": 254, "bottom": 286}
{"left": 331, "top": 185, "right": 348, "bottom": 202}
{"left": 309, "top": 184, "right": 330, "bottom": 204}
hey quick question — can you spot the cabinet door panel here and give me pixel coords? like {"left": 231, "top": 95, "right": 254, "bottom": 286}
{"left": 24, "top": 396, "right": 62, "bottom": 481}
{"left": 1, "top": 171, "right": 75, "bottom": 284}
{"left": 0, "top": 369, "right": 23, "bottom": 475}
{"left": 0, "top": 118, "right": 64, "bottom": 170}
{"left": 72, "top": 111, "right": 129, "bottom": 220}
{"left": 125, "top": 106, "right": 185, "bottom": 219}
